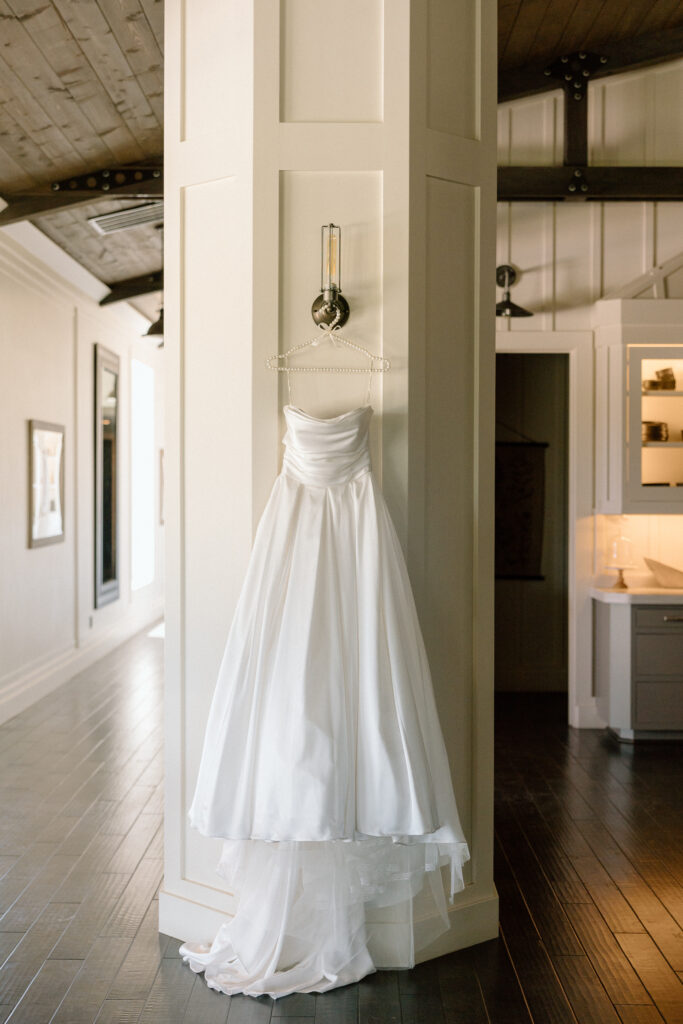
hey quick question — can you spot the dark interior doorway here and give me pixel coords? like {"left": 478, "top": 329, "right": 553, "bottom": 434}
{"left": 495, "top": 353, "right": 569, "bottom": 694}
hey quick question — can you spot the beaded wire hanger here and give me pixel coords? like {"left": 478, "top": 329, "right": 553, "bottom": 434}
{"left": 266, "top": 315, "right": 391, "bottom": 407}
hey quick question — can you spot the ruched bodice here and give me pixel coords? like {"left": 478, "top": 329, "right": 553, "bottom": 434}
{"left": 282, "top": 405, "right": 372, "bottom": 486}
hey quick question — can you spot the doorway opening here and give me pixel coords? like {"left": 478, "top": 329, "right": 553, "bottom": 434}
{"left": 495, "top": 353, "right": 569, "bottom": 700}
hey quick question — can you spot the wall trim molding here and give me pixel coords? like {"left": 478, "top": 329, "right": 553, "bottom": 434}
{"left": 0, "top": 230, "right": 148, "bottom": 334}
{"left": 572, "top": 698, "right": 604, "bottom": 729}
{"left": 1, "top": 221, "right": 108, "bottom": 303}
{"left": 0, "top": 246, "right": 76, "bottom": 312}
{"left": 495, "top": 331, "right": 599, "bottom": 730}
{"left": 414, "top": 889, "right": 500, "bottom": 964}
{"left": 0, "top": 605, "right": 164, "bottom": 726}
{"left": 158, "top": 885, "right": 499, "bottom": 970}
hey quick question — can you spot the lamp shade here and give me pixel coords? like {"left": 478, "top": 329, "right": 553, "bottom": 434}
{"left": 496, "top": 296, "right": 533, "bottom": 318}
{"left": 495, "top": 264, "right": 533, "bottom": 318}
{"left": 145, "top": 308, "right": 164, "bottom": 337}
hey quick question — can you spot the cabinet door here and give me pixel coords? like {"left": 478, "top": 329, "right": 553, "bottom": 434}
{"left": 632, "top": 605, "right": 683, "bottom": 730}
{"left": 627, "top": 346, "right": 683, "bottom": 507}
{"left": 634, "top": 633, "right": 683, "bottom": 677}
{"left": 634, "top": 683, "right": 683, "bottom": 729}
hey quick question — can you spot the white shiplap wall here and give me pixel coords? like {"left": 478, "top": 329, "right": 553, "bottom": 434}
{"left": 496, "top": 60, "right": 683, "bottom": 715}
{"left": 497, "top": 59, "right": 683, "bottom": 331}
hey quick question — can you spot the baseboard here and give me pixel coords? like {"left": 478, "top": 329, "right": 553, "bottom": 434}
{"left": 158, "top": 885, "right": 499, "bottom": 970}
{"left": 0, "top": 601, "right": 165, "bottom": 725}
{"left": 413, "top": 889, "right": 499, "bottom": 962}
{"left": 569, "top": 698, "right": 605, "bottom": 729}
{"left": 159, "top": 889, "right": 236, "bottom": 949}
{"left": 608, "top": 726, "right": 683, "bottom": 743}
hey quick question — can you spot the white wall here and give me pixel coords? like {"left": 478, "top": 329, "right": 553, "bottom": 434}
{"left": 497, "top": 59, "right": 683, "bottom": 330}
{"left": 0, "top": 229, "right": 165, "bottom": 724}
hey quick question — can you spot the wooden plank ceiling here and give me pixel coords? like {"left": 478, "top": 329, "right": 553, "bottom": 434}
{"left": 37, "top": 198, "right": 163, "bottom": 283}
{"left": 500, "top": 0, "right": 683, "bottom": 72}
{"left": 0, "top": 0, "right": 163, "bottom": 315}
{"left": 0, "top": 0, "right": 681, "bottom": 312}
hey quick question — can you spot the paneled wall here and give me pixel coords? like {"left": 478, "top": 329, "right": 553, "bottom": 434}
{"left": 497, "top": 59, "right": 683, "bottom": 330}
{"left": 163, "top": 0, "right": 498, "bottom": 964}
{"left": 0, "top": 230, "right": 165, "bottom": 724}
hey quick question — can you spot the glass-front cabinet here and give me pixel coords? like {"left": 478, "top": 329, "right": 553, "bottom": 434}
{"left": 633, "top": 351, "right": 683, "bottom": 495}
{"left": 594, "top": 300, "right": 683, "bottom": 513}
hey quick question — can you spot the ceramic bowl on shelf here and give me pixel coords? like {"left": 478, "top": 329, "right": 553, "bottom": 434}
{"left": 644, "top": 557, "right": 683, "bottom": 588}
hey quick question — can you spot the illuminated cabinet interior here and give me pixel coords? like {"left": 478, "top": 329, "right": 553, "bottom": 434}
{"left": 594, "top": 299, "right": 683, "bottom": 514}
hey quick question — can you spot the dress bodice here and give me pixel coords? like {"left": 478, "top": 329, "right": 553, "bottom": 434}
{"left": 282, "top": 405, "right": 373, "bottom": 486}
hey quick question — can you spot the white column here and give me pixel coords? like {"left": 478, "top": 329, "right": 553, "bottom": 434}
{"left": 161, "top": 0, "right": 498, "bottom": 963}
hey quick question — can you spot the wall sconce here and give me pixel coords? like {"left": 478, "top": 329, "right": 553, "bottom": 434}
{"left": 311, "top": 223, "right": 350, "bottom": 329}
{"left": 496, "top": 264, "right": 533, "bottom": 318}
{"left": 145, "top": 307, "right": 164, "bottom": 340}
{"left": 144, "top": 223, "right": 164, "bottom": 347}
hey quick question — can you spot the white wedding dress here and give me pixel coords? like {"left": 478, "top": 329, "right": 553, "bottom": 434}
{"left": 180, "top": 404, "right": 470, "bottom": 997}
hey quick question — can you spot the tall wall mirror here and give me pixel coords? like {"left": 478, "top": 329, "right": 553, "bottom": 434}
{"left": 94, "top": 344, "right": 120, "bottom": 607}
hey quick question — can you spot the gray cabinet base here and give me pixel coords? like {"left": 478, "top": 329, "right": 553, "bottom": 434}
{"left": 608, "top": 726, "right": 683, "bottom": 743}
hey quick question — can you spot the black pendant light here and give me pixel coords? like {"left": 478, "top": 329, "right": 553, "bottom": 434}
{"left": 145, "top": 307, "right": 164, "bottom": 338}
{"left": 496, "top": 264, "right": 533, "bottom": 318}
{"left": 144, "top": 223, "right": 164, "bottom": 346}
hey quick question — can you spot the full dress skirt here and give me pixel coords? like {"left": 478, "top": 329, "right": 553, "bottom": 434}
{"left": 180, "top": 405, "right": 470, "bottom": 997}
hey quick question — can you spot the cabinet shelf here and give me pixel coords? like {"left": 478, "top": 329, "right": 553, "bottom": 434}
{"left": 594, "top": 304, "right": 683, "bottom": 513}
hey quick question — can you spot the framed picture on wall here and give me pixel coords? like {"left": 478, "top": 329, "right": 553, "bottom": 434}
{"left": 28, "top": 420, "right": 65, "bottom": 548}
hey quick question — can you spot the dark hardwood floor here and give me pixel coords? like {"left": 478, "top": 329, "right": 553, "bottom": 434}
{"left": 0, "top": 628, "right": 682, "bottom": 1022}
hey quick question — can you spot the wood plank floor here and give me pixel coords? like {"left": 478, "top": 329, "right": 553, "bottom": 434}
{"left": 0, "top": 627, "right": 682, "bottom": 1022}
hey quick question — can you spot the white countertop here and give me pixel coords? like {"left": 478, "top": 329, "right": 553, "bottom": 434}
{"left": 591, "top": 587, "right": 683, "bottom": 604}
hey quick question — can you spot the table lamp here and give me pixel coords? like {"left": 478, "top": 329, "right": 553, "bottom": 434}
{"left": 605, "top": 524, "right": 637, "bottom": 591}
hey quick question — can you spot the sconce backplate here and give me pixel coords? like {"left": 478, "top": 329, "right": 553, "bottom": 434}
{"left": 311, "top": 293, "right": 350, "bottom": 329}
{"left": 496, "top": 264, "right": 518, "bottom": 288}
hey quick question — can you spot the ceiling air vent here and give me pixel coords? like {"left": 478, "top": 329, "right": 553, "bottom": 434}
{"left": 88, "top": 202, "right": 164, "bottom": 235}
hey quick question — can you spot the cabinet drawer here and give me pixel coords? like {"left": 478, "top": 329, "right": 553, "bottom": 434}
{"left": 634, "top": 682, "right": 683, "bottom": 729}
{"left": 634, "top": 634, "right": 683, "bottom": 678}
{"left": 634, "top": 607, "right": 683, "bottom": 630}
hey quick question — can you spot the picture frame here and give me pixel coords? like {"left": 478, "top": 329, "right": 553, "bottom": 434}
{"left": 28, "top": 420, "right": 65, "bottom": 548}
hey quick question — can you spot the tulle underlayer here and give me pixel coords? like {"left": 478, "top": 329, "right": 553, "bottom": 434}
{"left": 179, "top": 835, "right": 470, "bottom": 999}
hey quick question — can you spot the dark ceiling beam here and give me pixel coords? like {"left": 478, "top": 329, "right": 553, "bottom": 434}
{"left": 50, "top": 165, "right": 162, "bottom": 194}
{"left": 0, "top": 163, "right": 163, "bottom": 227}
{"left": 100, "top": 271, "right": 163, "bottom": 306}
{"left": 499, "top": 24, "right": 683, "bottom": 102}
{"left": 0, "top": 193, "right": 95, "bottom": 226}
{"left": 499, "top": 45, "right": 683, "bottom": 201}
{"left": 498, "top": 166, "right": 683, "bottom": 201}
{"left": 542, "top": 52, "right": 605, "bottom": 166}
